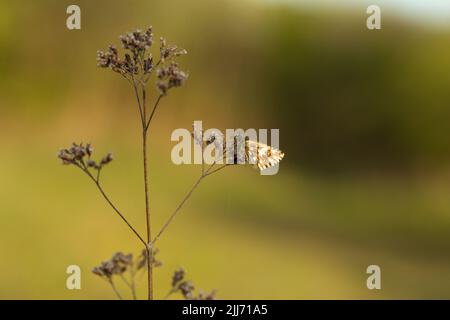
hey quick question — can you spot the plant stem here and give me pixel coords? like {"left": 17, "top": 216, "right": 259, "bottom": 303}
{"left": 143, "top": 130, "right": 153, "bottom": 300}
{"left": 80, "top": 166, "right": 147, "bottom": 247}
{"left": 95, "top": 180, "right": 147, "bottom": 247}
{"left": 150, "top": 162, "right": 228, "bottom": 247}
{"left": 130, "top": 267, "right": 137, "bottom": 300}
{"left": 151, "top": 174, "right": 204, "bottom": 247}
{"left": 140, "top": 85, "right": 153, "bottom": 300}
{"left": 163, "top": 289, "right": 176, "bottom": 300}
{"left": 132, "top": 76, "right": 145, "bottom": 127}
{"left": 145, "top": 95, "right": 162, "bottom": 131}
{"left": 204, "top": 164, "right": 229, "bottom": 177}
{"left": 109, "top": 280, "right": 123, "bottom": 300}
{"left": 120, "top": 272, "right": 137, "bottom": 300}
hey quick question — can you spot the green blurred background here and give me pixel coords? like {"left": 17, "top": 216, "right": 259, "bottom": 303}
{"left": 1, "top": 0, "right": 450, "bottom": 299}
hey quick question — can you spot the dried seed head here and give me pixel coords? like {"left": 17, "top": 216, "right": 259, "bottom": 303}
{"left": 86, "top": 159, "right": 97, "bottom": 168}
{"left": 58, "top": 143, "right": 114, "bottom": 172}
{"left": 196, "top": 289, "right": 217, "bottom": 300}
{"left": 156, "top": 62, "right": 188, "bottom": 96}
{"left": 57, "top": 149, "right": 75, "bottom": 165}
{"left": 97, "top": 26, "right": 188, "bottom": 87}
{"left": 172, "top": 267, "right": 185, "bottom": 288}
{"left": 92, "top": 251, "right": 134, "bottom": 280}
{"left": 120, "top": 27, "right": 153, "bottom": 53}
{"left": 179, "top": 281, "right": 195, "bottom": 300}
{"left": 144, "top": 55, "right": 153, "bottom": 74}
{"left": 86, "top": 143, "right": 93, "bottom": 157}
{"left": 137, "top": 248, "right": 162, "bottom": 270}
{"left": 91, "top": 260, "right": 115, "bottom": 279}
{"left": 159, "top": 37, "right": 187, "bottom": 63}
{"left": 100, "top": 152, "right": 113, "bottom": 165}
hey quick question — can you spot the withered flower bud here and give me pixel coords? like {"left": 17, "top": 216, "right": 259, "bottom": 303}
{"left": 156, "top": 62, "right": 188, "bottom": 96}
{"left": 159, "top": 37, "right": 187, "bottom": 62}
{"left": 179, "top": 281, "right": 195, "bottom": 300}
{"left": 91, "top": 260, "right": 115, "bottom": 279}
{"left": 157, "top": 82, "right": 168, "bottom": 96}
{"left": 57, "top": 149, "right": 75, "bottom": 165}
{"left": 92, "top": 266, "right": 104, "bottom": 277}
{"left": 86, "top": 143, "right": 93, "bottom": 157}
{"left": 172, "top": 267, "right": 185, "bottom": 288}
{"left": 197, "top": 290, "right": 217, "bottom": 300}
{"left": 175, "top": 49, "right": 188, "bottom": 57}
{"left": 72, "top": 143, "right": 87, "bottom": 160}
{"left": 137, "top": 248, "right": 162, "bottom": 270}
{"left": 112, "top": 252, "right": 133, "bottom": 266}
{"left": 101, "top": 152, "right": 113, "bottom": 165}
{"left": 86, "top": 159, "right": 97, "bottom": 168}
{"left": 144, "top": 56, "right": 153, "bottom": 74}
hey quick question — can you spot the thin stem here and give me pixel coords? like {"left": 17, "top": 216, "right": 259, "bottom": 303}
{"left": 95, "top": 182, "right": 146, "bottom": 246}
{"left": 109, "top": 280, "right": 123, "bottom": 300}
{"left": 130, "top": 267, "right": 137, "bottom": 300}
{"left": 119, "top": 274, "right": 131, "bottom": 287}
{"left": 150, "top": 161, "right": 230, "bottom": 247}
{"left": 150, "top": 174, "right": 204, "bottom": 247}
{"left": 120, "top": 273, "right": 137, "bottom": 300}
{"left": 145, "top": 95, "right": 162, "bottom": 131}
{"left": 205, "top": 162, "right": 216, "bottom": 174}
{"left": 80, "top": 167, "right": 147, "bottom": 247}
{"left": 143, "top": 130, "right": 153, "bottom": 300}
{"left": 204, "top": 164, "right": 230, "bottom": 177}
{"left": 132, "top": 76, "right": 145, "bottom": 127}
{"left": 164, "top": 289, "right": 176, "bottom": 300}
{"left": 140, "top": 85, "right": 153, "bottom": 300}
{"left": 142, "top": 86, "right": 147, "bottom": 124}
{"left": 96, "top": 167, "right": 102, "bottom": 183}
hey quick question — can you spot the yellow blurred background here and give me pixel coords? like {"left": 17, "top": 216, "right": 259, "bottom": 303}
{"left": 1, "top": 0, "right": 450, "bottom": 299}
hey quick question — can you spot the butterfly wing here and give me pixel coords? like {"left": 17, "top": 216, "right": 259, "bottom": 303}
{"left": 246, "top": 140, "right": 285, "bottom": 170}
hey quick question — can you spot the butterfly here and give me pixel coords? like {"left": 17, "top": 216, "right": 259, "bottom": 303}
{"left": 245, "top": 139, "right": 285, "bottom": 170}
{"left": 205, "top": 133, "right": 285, "bottom": 171}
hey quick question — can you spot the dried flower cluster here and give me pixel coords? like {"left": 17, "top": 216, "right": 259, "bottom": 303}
{"left": 167, "top": 267, "right": 216, "bottom": 300}
{"left": 57, "top": 143, "right": 113, "bottom": 171}
{"left": 157, "top": 62, "right": 187, "bottom": 96}
{"left": 136, "top": 248, "right": 163, "bottom": 270}
{"left": 92, "top": 250, "right": 163, "bottom": 300}
{"left": 92, "top": 251, "right": 162, "bottom": 279}
{"left": 97, "top": 26, "right": 188, "bottom": 96}
{"left": 92, "top": 252, "right": 133, "bottom": 280}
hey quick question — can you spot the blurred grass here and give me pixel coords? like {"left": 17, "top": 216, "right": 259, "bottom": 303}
{"left": 1, "top": 140, "right": 450, "bottom": 299}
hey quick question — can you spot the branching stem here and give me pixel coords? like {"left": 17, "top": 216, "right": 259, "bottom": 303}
{"left": 77, "top": 165, "right": 147, "bottom": 247}
{"left": 150, "top": 162, "right": 229, "bottom": 247}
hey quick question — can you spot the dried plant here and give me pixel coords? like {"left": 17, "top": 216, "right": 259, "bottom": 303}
{"left": 58, "top": 26, "right": 217, "bottom": 300}
{"left": 92, "top": 250, "right": 162, "bottom": 300}
{"left": 58, "top": 25, "right": 284, "bottom": 300}
{"left": 164, "top": 267, "right": 216, "bottom": 300}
